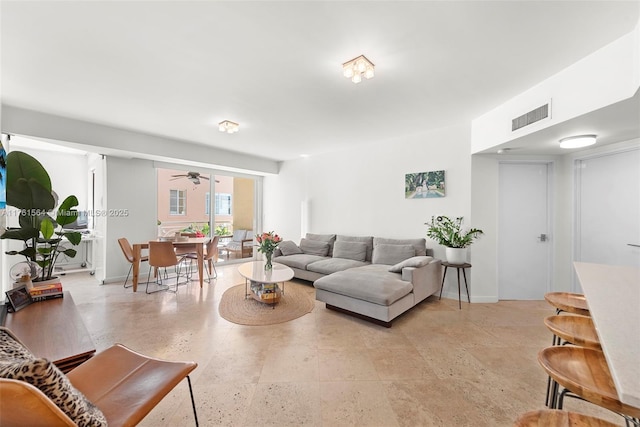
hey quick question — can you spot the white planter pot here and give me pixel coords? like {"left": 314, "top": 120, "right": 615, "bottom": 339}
{"left": 445, "top": 247, "right": 467, "bottom": 264}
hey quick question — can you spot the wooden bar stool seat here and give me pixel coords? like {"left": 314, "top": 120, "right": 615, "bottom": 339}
{"left": 538, "top": 346, "right": 640, "bottom": 424}
{"left": 513, "top": 409, "right": 619, "bottom": 427}
{"left": 544, "top": 292, "right": 590, "bottom": 316}
{"left": 543, "top": 314, "right": 602, "bottom": 407}
{"left": 544, "top": 315, "right": 601, "bottom": 350}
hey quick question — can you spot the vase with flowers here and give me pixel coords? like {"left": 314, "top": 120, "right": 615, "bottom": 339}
{"left": 425, "top": 216, "right": 483, "bottom": 264}
{"left": 256, "top": 231, "right": 282, "bottom": 271}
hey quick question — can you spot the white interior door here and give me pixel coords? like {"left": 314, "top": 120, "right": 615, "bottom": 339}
{"left": 576, "top": 148, "right": 640, "bottom": 271}
{"left": 498, "top": 162, "right": 552, "bottom": 300}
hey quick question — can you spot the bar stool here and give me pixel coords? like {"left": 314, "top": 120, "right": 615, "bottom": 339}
{"left": 513, "top": 409, "right": 619, "bottom": 427}
{"left": 538, "top": 346, "right": 640, "bottom": 426}
{"left": 543, "top": 314, "right": 602, "bottom": 406}
{"left": 544, "top": 292, "right": 590, "bottom": 316}
{"left": 544, "top": 315, "right": 601, "bottom": 349}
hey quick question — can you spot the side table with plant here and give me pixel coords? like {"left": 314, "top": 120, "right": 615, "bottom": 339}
{"left": 256, "top": 231, "right": 282, "bottom": 271}
{"left": 425, "top": 215, "right": 483, "bottom": 264}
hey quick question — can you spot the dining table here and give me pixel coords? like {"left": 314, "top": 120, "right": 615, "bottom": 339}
{"left": 131, "top": 237, "right": 210, "bottom": 292}
{"left": 573, "top": 262, "right": 640, "bottom": 408}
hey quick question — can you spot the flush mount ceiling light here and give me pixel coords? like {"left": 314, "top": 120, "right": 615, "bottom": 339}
{"left": 218, "top": 120, "right": 239, "bottom": 134}
{"left": 343, "top": 55, "right": 375, "bottom": 84}
{"left": 559, "top": 134, "right": 597, "bottom": 149}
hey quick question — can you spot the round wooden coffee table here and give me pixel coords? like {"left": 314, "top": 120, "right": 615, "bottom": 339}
{"left": 238, "top": 261, "right": 294, "bottom": 308}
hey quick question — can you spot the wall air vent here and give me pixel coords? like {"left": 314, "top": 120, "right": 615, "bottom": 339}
{"left": 511, "top": 102, "right": 550, "bottom": 131}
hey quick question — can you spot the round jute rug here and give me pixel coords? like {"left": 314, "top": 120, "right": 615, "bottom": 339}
{"left": 218, "top": 282, "right": 315, "bottom": 326}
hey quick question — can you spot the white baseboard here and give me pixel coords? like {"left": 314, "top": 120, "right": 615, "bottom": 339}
{"left": 438, "top": 290, "right": 498, "bottom": 303}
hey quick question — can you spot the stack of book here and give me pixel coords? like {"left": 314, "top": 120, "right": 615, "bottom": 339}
{"left": 29, "top": 282, "right": 64, "bottom": 302}
{"left": 259, "top": 283, "right": 277, "bottom": 300}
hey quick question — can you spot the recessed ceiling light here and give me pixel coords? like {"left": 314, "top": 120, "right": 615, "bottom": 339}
{"left": 559, "top": 134, "right": 597, "bottom": 149}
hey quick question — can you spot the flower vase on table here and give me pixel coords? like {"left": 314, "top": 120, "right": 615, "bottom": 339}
{"left": 256, "top": 231, "right": 282, "bottom": 272}
{"left": 264, "top": 252, "right": 273, "bottom": 271}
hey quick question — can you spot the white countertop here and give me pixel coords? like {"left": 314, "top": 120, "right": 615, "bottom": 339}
{"left": 574, "top": 262, "right": 640, "bottom": 408}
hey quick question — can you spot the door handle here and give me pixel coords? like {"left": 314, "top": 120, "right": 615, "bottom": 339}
{"left": 538, "top": 234, "right": 547, "bottom": 242}
{"left": 628, "top": 244, "right": 640, "bottom": 248}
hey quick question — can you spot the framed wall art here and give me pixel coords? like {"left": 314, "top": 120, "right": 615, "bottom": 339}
{"left": 405, "top": 170, "right": 445, "bottom": 199}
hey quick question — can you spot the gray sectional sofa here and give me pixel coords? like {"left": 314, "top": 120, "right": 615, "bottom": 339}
{"left": 274, "top": 233, "right": 441, "bottom": 327}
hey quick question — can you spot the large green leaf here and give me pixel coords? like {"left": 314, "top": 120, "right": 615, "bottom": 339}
{"left": 62, "top": 248, "right": 77, "bottom": 258}
{"left": 6, "top": 151, "right": 51, "bottom": 194}
{"left": 0, "top": 227, "right": 39, "bottom": 241}
{"left": 5, "top": 151, "right": 55, "bottom": 212}
{"left": 62, "top": 231, "right": 82, "bottom": 245}
{"left": 6, "top": 177, "right": 55, "bottom": 211}
{"left": 56, "top": 195, "right": 79, "bottom": 226}
{"left": 40, "top": 217, "right": 55, "bottom": 240}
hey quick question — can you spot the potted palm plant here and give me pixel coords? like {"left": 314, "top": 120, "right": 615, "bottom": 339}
{"left": 425, "top": 215, "right": 483, "bottom": 264}
{"left": 1, "top": 151, "right": 81, "bottom": 283}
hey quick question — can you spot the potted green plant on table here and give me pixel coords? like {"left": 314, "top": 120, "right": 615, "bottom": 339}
{"left": 1, "top": 151, "right": 81, "bottom": 284}
{"left": 425, "top": 215, "right": 483, "bottom": 264}
{"left": 256, "top": 231, "right": 282, "bottom": 271}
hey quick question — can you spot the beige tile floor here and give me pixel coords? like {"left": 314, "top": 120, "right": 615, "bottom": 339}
{"left": 59, "top": 265, "right": 623, "bottom": 426}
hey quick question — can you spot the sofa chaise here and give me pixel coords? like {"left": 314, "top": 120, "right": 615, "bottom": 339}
{"left": 274, "top": 233, "right": 441, "bottom": 327}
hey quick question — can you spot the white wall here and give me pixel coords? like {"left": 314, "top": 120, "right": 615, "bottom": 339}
{"left": 264, "top": 123, "right": 474, "bottom": 298}
{"left": 105, "top": 157, "right": 158, "bottom": 282}
{"left": 472, "top": 26, "right": 639, "bottom": 153}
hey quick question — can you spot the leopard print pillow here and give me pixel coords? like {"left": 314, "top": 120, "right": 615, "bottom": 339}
{"left": 0, "top": 330, "right": 107, "bottom": 426}
{"left": 0, "top": 329, "right": 34, "bottom": 361}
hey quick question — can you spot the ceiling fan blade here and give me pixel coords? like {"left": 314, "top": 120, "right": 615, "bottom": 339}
{"left": 200, "top": 176, "right": 210, "bottom": 180}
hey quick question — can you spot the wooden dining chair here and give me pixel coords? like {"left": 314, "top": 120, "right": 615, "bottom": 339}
{"left": 146, "top": 241, "right": 190, "bottom": 293}
{"left": 117, "top": 237, "right": 148, "bottom": 288}
{"left": 174, "top": 233, "right": 197, "bottom": 254}
{"left": 185, "top": 236, "right": 219, "bottom": 282}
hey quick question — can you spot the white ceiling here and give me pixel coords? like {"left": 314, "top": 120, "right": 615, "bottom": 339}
{"left": 2, "top": 1, "right": 639, "bottom": 162}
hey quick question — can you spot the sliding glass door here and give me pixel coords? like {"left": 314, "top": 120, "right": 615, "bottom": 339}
{"left": 156, "top": 167, "right": 258, "bottom": 263}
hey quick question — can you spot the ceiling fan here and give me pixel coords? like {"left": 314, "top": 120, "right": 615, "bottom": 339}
{"left": 170, "top": 171, "right": 219, "bottom": 185}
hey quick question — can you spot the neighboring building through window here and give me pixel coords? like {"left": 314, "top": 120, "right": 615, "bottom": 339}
{"left": 215, "top": 193, "right": 232, "bottom": 215}
{"left": 169, "top": 189, "right": 186, "bottom": 215}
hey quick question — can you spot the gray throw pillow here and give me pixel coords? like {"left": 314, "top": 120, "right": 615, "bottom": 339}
{"left": 299, "top": 238, "right": 330, "bottom": 256}
{"left": 336, "top": 235, "right": 374, "bottom": 261}
{"left": 373, "top": 237, "right": 427, "bottom": 256}
{"left": 372, "top": 244, "right": 416, "bottom": 265}
{"left": 332, "top": 241, "right": 368, "bottom": 262}
{"left": 388, "top": 256, "right": 433, "bottom": 273}
{"left": 305, "top": 233, "right": 337, "bottom": 256}
{"left": 279, "top": 240, "right": 303, "bottom": 256}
